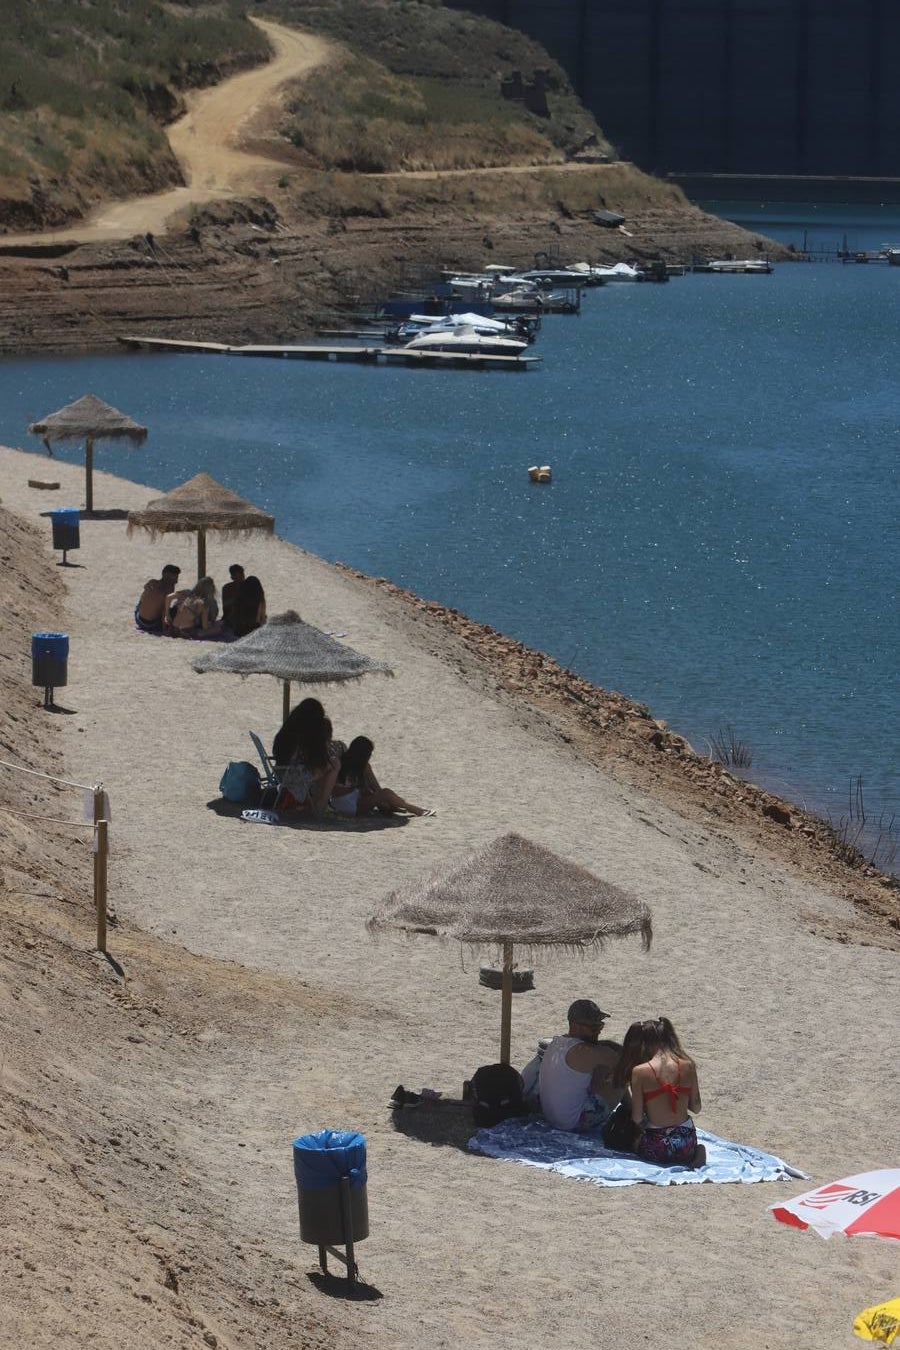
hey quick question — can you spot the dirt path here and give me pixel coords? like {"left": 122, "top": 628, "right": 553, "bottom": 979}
{"left": 0, "top": 19, "right": 334, "bottom": 246}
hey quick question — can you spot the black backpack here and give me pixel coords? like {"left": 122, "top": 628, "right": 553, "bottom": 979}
{"left": 470, "top": 1063, "right": 526, "bottom": 1128}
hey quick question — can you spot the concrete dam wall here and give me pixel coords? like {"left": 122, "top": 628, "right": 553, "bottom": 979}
{"left": 447, "top": 0, "right": 900, "bottom": 181}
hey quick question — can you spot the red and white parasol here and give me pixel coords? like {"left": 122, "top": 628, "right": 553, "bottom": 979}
{"left": 771, "top": 1169, "right": 900, "bottom": 1240}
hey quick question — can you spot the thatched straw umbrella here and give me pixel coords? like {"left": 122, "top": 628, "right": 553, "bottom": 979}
{"left": 127, "top": 472, "right": 274, "bottom": 581}
{"left": 193, "top": 609, "right": 393, "bottom": 721}
{"left": 28, "top": 393, "right": 148, "bottom": 514}
{"left": 368, "top": 833, "right": 652, "bottom": 1065}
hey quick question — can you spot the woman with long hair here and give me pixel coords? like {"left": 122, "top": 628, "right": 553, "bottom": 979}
{"left": 229, "top": 574, "right": 266, "bottom": 638}
{"left": 273, "top": 698, "right": 339, "bottom": 817}
{"left": 330, "top": 735, "right": 432, "bottom": 817}
{"left": 167, "top": 576, "right": 224, "bottom": 637}
{"left": 614, "top": 1017, "right": 705, "bottom": 1168}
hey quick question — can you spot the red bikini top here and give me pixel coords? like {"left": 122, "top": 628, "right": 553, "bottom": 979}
{"left": 643, "top": 1059, "right": 690, "bottom": 1114}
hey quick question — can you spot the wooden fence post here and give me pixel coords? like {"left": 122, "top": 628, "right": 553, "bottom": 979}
{"left": 93, "top": 784, "right": 108, "bottom": 953}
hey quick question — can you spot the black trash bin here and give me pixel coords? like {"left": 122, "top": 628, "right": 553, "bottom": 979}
{"left": 293, "top": 1129, "right": 368, "bottom": 1282}
{"left": 32, "top": 631, "right": 68, "bottom": 707}
{"left": 50, "top": 508, "right": 80, "bottom": 561}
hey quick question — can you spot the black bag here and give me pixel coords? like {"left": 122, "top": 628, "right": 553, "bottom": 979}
{"left": 470, "top": 1063, "right": 526, "bottom": 1128}
{"left": 602, "top": 1098, "right": 639, "bottom": 1153}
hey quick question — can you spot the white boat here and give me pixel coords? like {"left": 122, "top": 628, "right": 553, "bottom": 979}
{"left": 407, "top": 312, "right": 520, "bottom": 333}
{"left": 706, "top": 258, "right": 773, "bottom": 274}
{"left": 510, "top": 267, "right": 588, "bottom": 288}
{"left": 403, "top": 326, "right": 529, "bottom": 357}
{"left": 571, "top": 261, "right": 641, "bottom": 283}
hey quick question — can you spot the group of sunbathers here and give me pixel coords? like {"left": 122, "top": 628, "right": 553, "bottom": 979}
{"left": 272, "top": 696, "right": 434, "bottom": 820}
{"left": 134, "top": 562, "right": 266, "bottom": 641}
{"left": 522, "top": 999, "right": 705, "bottom": 1167}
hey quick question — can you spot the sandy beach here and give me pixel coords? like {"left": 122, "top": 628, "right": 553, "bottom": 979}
{"left": 1, "top": 444, "right": 897, "bottom": 1350}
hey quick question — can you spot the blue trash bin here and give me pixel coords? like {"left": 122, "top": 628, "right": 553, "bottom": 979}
{"left": 32, "top": 632, "right": 69, "bottom": 695}
{"left": 50, "top": 508, "right": 80, "bottom": 555}
{"left": 293, "top": 1129, "right": 369, "bottom": 1246}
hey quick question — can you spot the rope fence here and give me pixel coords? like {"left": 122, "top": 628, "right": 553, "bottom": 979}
{"left": 0, "top": 755, "right": 110, "bottom": 953}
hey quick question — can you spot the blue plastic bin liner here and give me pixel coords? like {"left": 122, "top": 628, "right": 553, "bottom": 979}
{"left": 50, "top": 508, "right": 80, "bottom": 528}
{"left": 293, "top": 1130, "right": 367, "bottom": 1193}
{"left": 32, "top": 632, "right": 69, "bottom": 662}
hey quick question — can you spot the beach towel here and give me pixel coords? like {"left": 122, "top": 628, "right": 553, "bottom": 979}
{"left": 468, "top": 1117, "right": 806, "bottom": 1187}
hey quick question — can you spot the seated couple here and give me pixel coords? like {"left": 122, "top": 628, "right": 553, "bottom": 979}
{"left": 272, "top": 697, "right": 433, "bottom": 819}
{"left": 524, "top": 1000, "right": 705, "bottom": 1168}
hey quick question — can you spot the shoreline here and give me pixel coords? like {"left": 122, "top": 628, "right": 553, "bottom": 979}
{"left": 2, "top": 446, "right": 898, "bottom": 1350}
{"left": 335, "top": 565, "right": 898, "bottom": 931}
{"left": 0, "top": 186, "right": 792, "bottom": 358}
{"left": 1, "top": 437, "right": 894, "bottom": 927}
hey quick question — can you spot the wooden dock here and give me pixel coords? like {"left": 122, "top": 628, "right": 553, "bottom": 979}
{"left": 117, "top": 335, "right": 541, "bottom": 370}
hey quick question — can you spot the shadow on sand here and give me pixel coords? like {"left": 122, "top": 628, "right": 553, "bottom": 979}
{"left": 389, "top": 1097, "right": 476, "bottom": 1154}
{"left": 206, "top": 798, "right": 409, "bottom": 831}
{"left": 306, "top": 1269, "right": 383, "bottom": 1301}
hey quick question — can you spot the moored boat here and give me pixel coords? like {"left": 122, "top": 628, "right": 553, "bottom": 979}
{"left": 403, "top": 326, "right": 529, "bottom": 357}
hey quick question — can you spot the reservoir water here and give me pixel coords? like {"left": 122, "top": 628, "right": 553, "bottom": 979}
{"left": 0, "top": 261, "right": 896, "bottom": 855}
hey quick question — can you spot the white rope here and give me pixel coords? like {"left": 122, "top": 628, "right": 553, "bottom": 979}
{"left": 0, "top": 805, "right": 92, "bottom": 828}
{"left": 0, "top": 756, "right": 96, "bottom": 792}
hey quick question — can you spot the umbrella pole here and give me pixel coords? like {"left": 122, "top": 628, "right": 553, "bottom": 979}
{"left": 499, "top": 940, "right": 513, "bottom": 1065}
{"left": 197, "top": 527, "right": 206, "bottom": 580}
{"left": 282, "top": 679, "right": 291, "bottom": 724}
{"left": 85, "top": 437, "right": 94, "bottom": 514}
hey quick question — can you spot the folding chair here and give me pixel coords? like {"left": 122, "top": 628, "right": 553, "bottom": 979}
{"left": 249, "top": 731, "right": 284, "bottom": 806}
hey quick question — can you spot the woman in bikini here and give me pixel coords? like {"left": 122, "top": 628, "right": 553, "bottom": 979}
{"left": 166, "top": 577, "right": 224, "bottom": 638}
{"left": 329, "top": 735, "right": 433, "bottom": 817}
{"left": 614, "top": 1017, "right": 705, "bottom": 1168}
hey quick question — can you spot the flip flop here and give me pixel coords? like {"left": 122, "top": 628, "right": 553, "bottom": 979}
{"left": 420, "top": 808, "right": 438, "bottom": 818}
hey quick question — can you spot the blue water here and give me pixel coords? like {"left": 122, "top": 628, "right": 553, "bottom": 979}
{"left": 1, "top": 264, "right": 896, "bottom": 846}
{"left": 699, "top": 199, "right": 900, "bottom": 257}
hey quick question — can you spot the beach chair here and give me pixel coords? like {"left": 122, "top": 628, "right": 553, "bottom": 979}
{"left": 249, "top": 731, "right": 284, "bottom": 805}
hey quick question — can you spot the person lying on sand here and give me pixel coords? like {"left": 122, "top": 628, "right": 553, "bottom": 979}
{"left": 330, "top": 735, "right": 434, "bottom": 817}
{"left": 165, "top": 576, "right": 225, "bottom": 639}
{"left": 537, "top": 999, "right": 623, "bottom": 1132}
{"left": 613, "top": 1017, "right": 705, "bottom": 1168}
{"left": 134, "top": 562, "right": 181, "bottom": 632}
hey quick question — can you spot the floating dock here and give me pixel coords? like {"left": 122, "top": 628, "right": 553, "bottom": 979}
{"left": 117, "top": 335, "right": 541, "bottom": 370}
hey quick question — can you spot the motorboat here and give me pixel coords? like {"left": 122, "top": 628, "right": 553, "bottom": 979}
{"left": 403, "top": 326, "right": 529, "bottom": 357}
{"left": 509, "top": 267, "right": 589, "bottom": 289}
{"left": 491, "top": 287, "right": 580, "bottom": 314}
{"left": 570, "top": 261, "right": 641, "bottom": 283}
{"left": 409, "top": 311, "right": 537, "bottom": 340}
{"left": 387, "top": 311, "right": 537, "bottom": 345}
{"left": 703, "top": 258, "right": 773, "bottom": 274}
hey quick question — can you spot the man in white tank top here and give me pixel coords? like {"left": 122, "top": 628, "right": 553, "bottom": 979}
{"left": 539, "top": 999, "right": 621, "bottom": 1132}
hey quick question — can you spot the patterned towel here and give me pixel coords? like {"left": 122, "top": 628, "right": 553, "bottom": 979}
{"left": 468, "top": 1118, "right": 807, "bottom": 1187}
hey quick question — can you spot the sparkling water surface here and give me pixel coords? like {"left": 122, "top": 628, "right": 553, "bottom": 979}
{"left": 0, "top": 263, "right": 896, "bottom": 842}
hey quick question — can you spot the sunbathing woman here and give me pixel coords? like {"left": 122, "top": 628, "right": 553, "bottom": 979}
{"left": 167, "top": 577, "right": 224, "bottom": 638}
{"left": 614, "top": 1017, "right": 705, "bottom": 1168}
{"left": 330, "top": 735, "right": 432, "bottom": 817}
{"left": 273, "top": 697, "right": 340, "bottom": 817}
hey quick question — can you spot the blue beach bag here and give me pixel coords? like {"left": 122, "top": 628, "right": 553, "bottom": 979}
{"left": 219, "top": 760, "right": 262, "bottom": 805}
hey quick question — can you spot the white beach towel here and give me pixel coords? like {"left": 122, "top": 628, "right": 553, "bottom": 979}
{"left": 468, "top": 1118, "right": 807, "bottom": 1187}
